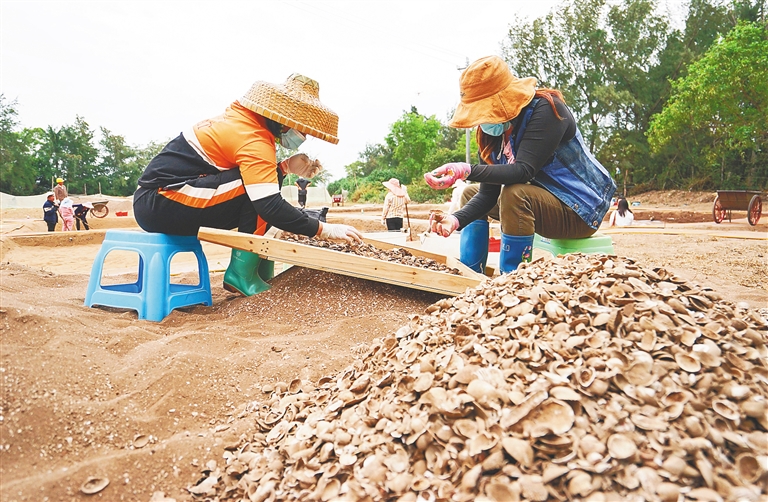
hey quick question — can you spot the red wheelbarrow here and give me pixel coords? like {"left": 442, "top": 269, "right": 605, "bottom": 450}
{"left": 712, "top": 190, "right": 763, "bottom": 226}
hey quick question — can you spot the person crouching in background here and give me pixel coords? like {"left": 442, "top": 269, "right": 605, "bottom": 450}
{"left": 609, "top": 198, "right": 634, "bottom": 227}
{"left": 73, "top": 202, "right": 93, "bottom": 230}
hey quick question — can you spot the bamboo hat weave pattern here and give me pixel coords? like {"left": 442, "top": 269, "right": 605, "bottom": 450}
{"left": 449, "top": 56, "right": 537, "bottom": 129}
{"left": 240, "top": 74, "right": 339, "bottom": 144}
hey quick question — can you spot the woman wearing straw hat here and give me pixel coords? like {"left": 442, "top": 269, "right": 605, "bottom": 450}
{"left": 133, "top": 74, "right": 363, "bottom": 296}
{"left": 424, "top": 56, "right": 615, "bottom": 274}
{"left": 381, "top": 178, "right": 411, "bottom": 231}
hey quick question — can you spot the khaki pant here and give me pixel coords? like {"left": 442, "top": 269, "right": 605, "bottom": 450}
{"left": 461, "top": 184, "right": 596, "bottom": 238}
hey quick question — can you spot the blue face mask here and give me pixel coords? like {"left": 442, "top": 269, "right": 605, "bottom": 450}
{"left": 280, "top": 128, "right": 306, "bottom": 150}
{"left": 480, "top": 122, "right": 508, "bottom": 137}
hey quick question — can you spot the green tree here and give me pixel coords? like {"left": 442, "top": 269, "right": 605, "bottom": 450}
{"left": 97, "top": 127, "right": 140, "bottom": 195}
{"left": 502, "top": 0, "right": 611, "bottom": 151}
{"left": 385, "top": 107, "right": 442, "bottom": 183}
{"left": 647, "top": 22, "right": 768, "bottom": 189}
{"left": 36, "top": 117, "right": 99, "bottom": 194}
{"left": 0, "top": 95, "right": 38, "bottom": 194}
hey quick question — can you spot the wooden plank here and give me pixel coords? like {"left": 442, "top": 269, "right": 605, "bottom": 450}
{"left": 601, "top": 227, "right": 767, "bottom": 240}
{"left": 197, "top": 227, "right": 483, "bottom": 296}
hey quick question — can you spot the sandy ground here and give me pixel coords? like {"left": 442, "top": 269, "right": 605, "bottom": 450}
{"left": 0, "top": 191, "right": 766, "bottom": 501}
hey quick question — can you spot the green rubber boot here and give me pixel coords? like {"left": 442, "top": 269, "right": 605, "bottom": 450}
{"left": 258, "top": 257, "right": 275, "bottom": 281}
{"left": 223, "top": 249, "right": 272, "bottom": 296}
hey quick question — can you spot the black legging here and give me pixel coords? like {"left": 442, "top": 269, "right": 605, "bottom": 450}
{"left": 76, "top": 215, "right": 89, "bottom": 230}
{"left": 386, "top": 217, "right": 403, "bottom": 231}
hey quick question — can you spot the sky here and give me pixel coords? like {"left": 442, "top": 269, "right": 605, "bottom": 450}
{"left": 3, "top": 0, "right": 572, "bottom": 181}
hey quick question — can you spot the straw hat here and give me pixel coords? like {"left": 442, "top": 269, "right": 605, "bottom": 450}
{"left": 382, "top": 178, "right": 405, "bottom": 197}
{"left": 56, "top": 178, "right": 64, "bottom": 183}
{"left": 449, "top": 56, "right": 537, "bottom": 129}
{"left": 240, "top": 74, "right": 339, "bottom": 144}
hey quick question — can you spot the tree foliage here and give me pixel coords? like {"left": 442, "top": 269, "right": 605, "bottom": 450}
{"left": 328, "top": 107, "right": 471, "bottom": 203}
{"left": 0, "top": 96, "right": 38, "bottom": 194}
{"left": 497, "top": 0, "right": 763, "bottom": 190}
{"left": 3, "top": 0, "right": 765, "bottom": 198}
{"left": 0, "top": 95, "right": 165, "bottom": 196}
{"left": 647, "top": 21, "right": 768, "bottom": 188}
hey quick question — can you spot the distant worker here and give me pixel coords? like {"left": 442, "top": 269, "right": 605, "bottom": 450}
{"left": 132, "top": 73, "right": 362, "bottom": 297}
{"left": 381, "top": 178, "right": 411, "bottom": 231}
{"left": 295, "top": 177, "right": 311, "bottom": 208}
{"left": 609, "top": 198, "right": 634, "bottom": 227}
{"left": 53, "top": 177, "right": 68, "bottom": 204}
{"left": 42, "top": 192, "right": 58, "bottom": 232}
{"left": 59, "top": 198, "right": 75, "bottom": 231}
{"left": 73, "top": 202, "right": 93, "bottom": 230}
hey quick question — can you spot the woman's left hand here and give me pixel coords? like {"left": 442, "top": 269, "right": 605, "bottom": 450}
{"left": 424, "top": 162, "right": 471, "bottom": 189}
{"left": 428, "top": 212, "right": 459, "bottom": 237}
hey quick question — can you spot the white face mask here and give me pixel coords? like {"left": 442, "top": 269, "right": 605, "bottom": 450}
{"left": 280, "top": 129, "right": 306, "bottom": 150}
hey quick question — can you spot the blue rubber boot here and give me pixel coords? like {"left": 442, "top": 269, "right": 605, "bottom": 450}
{"left": 459, "top": 219, "right": 489, "bottom": 274}
{"left": 223, "top": 249, "right": 272, "bottom": 296}
{"left": 499, "top": 233, "right": 534, "bottom": 274}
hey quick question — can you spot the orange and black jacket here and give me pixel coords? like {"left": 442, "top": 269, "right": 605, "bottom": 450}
{"left": 137, "top": 101, "right": 319, "bottom": 236}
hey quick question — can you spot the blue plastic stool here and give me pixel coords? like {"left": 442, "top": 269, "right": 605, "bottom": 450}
{"left": 85, "top": 230, "right": 212, "bottom": 321}
{"left": 533, "top": 232, "right": 615, "bottom": 257}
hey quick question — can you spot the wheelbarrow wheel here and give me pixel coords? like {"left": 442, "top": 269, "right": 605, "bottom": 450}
{"left": 712, "top": 197, "right": 726, "bottom": 224}
{"left": 91, "top": 203, "right": 109, "bottom": 219}
{"left": 747, "top": 195, "right": 762, "bottom": 226}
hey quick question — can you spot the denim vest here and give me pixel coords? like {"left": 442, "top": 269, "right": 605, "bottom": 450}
{"left": 507, "top": 99, "right": 616, "bottom": 229}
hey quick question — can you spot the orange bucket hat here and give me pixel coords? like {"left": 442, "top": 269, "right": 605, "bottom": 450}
{"left": 449, "top": 56, "right": 537, "bottom": 129}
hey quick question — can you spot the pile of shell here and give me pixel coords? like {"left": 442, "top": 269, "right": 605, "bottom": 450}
{"left": 281, "top": 234, "right": 462, "bottom": 275}
{"left": 189, "top": 254, "right": 768, "bottom": 501}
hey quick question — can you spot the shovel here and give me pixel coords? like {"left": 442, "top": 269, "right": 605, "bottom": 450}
{"left": 404, "top": 202, "right": 416, "bottom": 241}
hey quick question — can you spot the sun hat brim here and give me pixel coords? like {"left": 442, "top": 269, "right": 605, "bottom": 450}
{"left": 382, "top": 180, "right": 405, "bottom": 197}
{"left": 448, "top": 56, "right": 537, "bottom": 129}
{"left": 240, "top": 74, "right": 339, "bottom": 144}
{"left": 449, "top": 76, "right": 537, "bottom": 129}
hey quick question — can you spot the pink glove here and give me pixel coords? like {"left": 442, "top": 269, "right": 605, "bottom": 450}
{"left": 428, "top": 212, "right": 459, "bottom": 238}
{"left": 423, "top": 162, "right": 471, "bottom": 190}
